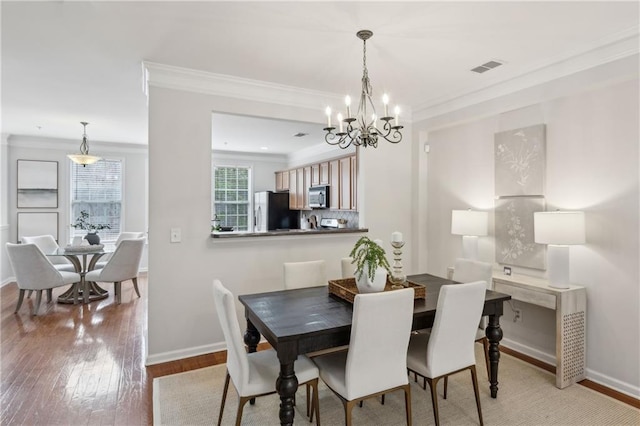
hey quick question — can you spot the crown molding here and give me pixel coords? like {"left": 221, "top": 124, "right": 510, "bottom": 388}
{"left": 212, "top": 150, "right": 288, "bottom": 165}
{"left": 413, "top": 26, "right": 639, "bottom": 122}
{"left": 7, "top": 135, "right": 148, "bottom": 155}
{"left": 143, "top": 61, "right": 342, "bottom": 111}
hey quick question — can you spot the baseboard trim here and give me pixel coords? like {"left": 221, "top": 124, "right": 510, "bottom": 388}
{"left": 501, "top": 345, "right": 640, "bottom": 409}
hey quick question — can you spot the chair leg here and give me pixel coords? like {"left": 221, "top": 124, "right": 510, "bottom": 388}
{"left": 46, "top": 288, "right": 53, "bottom": 303}
{"left": 73, "top": 283, "right": 79, "bottom": 305}
{"left": 403, "top": 383, "right": 412, "bottom": 426}
{"left": 426, "top": 377, "right": 441, "bottom": 426}
{"left": 345, "top": 399, "right": 355, "bottom": 426}
{"left": 15, "top": 289, "right": 26, "bottom": 313}
{"left": 308, "top": 378, "right": 320, "bottom": 425}
{"left": 115, "top": 281, "right": 122, "bottom": 304}
{"left": 306, "top": 382, "right": 310, "bottom": 418}
{"left": 132, "top": 277, "right": 141, "bottom": 298}
{"left": 236, "top": 396, "right": 251, "bottom": 426}
{"left": 444, "top": 376, "right": 448, "bottom": 399}
{"left": 27, "top": 289, "right": 33, "bottom": 299}
{"left": 470, "top": 366, "right": 484, "bottom": 426}
{"left": 481, "top": 337, "right": 491, "bottom": 380}
{"left": 217, "top": 371, "right": 230, "bottom": 426}
{"left": 33, "top": 290, "right": 43, "bottom": 316}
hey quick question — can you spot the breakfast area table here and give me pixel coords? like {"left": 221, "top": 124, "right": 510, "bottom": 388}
{"left": 45, "top": 245, "right": 113, "bottom": 304}
{"left": 238, "top": 273, "right": 512, "bottom": 426}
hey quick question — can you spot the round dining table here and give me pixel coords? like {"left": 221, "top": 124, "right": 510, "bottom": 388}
{"left": 45, "top": 245, "right": 114, "bottom": 304}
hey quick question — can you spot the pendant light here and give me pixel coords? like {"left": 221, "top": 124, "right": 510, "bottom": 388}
{"left": 67, "top": 121, "right": 101, "bottom": 166}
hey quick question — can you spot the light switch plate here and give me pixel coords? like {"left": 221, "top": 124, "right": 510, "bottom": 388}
{"left": 170, "top": 227, "right": 181, "bottom": 243}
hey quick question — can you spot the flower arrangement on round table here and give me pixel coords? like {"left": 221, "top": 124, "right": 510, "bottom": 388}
{"left": 71, "top": 210, "right": 111, "bottom": 245}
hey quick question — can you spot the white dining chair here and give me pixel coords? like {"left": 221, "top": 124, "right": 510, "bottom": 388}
{"left": 406, "top": 281, "right": 486, "bottom": 426}
{"left": 341, "top": 257, "right": 356, "bottom": 278}
{"left": 94, "top": 231, "right": 145, "bottom": 269}
{"left": 20, "top": 235, "right": 76, "bottom": 272}
{"left": 6, "top": 243, "right": 82, "bottom": 314}
{"left": 283, "top": 260, "right": 327, "bottom": 289}
{"left": 452, "top": 258, "right": 493, "bottom": 378}
{"left": 313, "top": 288, "right": 415, "bottom": 426}
{"left": 85, "top": 238, "right": 145, "bottom": 304}
{"left": 213, "top": 279, "right": 320, "bottom": 426}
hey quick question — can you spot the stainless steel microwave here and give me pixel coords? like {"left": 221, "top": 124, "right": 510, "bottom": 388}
{"left": 308, "top": 186, "right": 329, "bottom": 209}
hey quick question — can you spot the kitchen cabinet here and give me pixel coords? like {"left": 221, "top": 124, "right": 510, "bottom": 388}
{"left": 288, "top": 169, "right": 297, "bottom": 209}
{"left": 275, "top": 171, "right": 289, "bottom": 192}
{"left": 339, "top": 157, "right": 352, "bottom": 210}
{"left": 311, "top": 164, "right": 320, "bottom": 187}
{"left": 303, "top": 166, "right": 311, "bottom": 209}
{"left": 319, "top": 162, "right": 329, "bottom": 185}
{"left": 329, "top": 159, "right": 340, "bottom": 210}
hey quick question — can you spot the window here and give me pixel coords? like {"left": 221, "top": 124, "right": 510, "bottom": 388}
{"left": 70, "top": 159, "right": 123, "bottom": 242}
{"left": 213, "top": 166, "right": 250, "bottom": 231}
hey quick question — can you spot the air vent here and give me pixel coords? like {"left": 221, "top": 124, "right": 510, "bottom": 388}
{"left": 471, "top": 60, "right": 504, "bottom": 74}
{"left": 293, "top": 132, "right": 308, "bottom": 137}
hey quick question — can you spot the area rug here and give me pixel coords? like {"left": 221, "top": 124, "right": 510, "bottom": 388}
{"left": 153, "top": 345, "right": 639, "bottom": 425}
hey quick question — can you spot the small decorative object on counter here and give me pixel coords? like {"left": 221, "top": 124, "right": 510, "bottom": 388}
{"left": 71, "top": 210, "right": 111, "bottom": 245}
{"left": 349, "top": 236, "right": 391, "bottom": 293}
{"left": 389, "top": 231, "right": 407, "bottom": 288}
{"left": 211, "top": 214, "right": 221, "bottom": 232}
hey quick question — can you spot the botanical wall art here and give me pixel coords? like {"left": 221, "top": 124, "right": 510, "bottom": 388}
{"left": 495, "top": 124, "right": 546, "bottom": 197}
{"left": 17, "top": 212, "right": 59, "bottom": 242}
{"left": 495, "top": 197, "right": 546, "bottom": 269}
{"left": 17, "top": 160, "right": 58, "bottom": 208}
{"left": 494, "top": 123, "right": 547, "bottom": 269}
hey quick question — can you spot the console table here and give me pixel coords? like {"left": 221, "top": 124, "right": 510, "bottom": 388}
{"left": 448, "top": 267, "right": 586, "bottom": 389}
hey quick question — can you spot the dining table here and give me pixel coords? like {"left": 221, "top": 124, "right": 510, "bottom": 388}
{"left": 238, "top": 273, "right": 512, "bottom": 426}
{"left": 45, "top": 245, "right": 113, "bottom": 304}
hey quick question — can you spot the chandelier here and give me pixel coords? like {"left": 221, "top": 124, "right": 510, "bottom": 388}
{"left": 324, "top": 30, "right": 403, "bottom": 149}
{"left": 67, "top": 121, "right": 101, "bottom": 166}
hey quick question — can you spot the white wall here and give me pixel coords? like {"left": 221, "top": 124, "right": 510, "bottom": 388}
{"left": 1, "top": 135, "right": 149, "bottom": 284}
{"left": 414, "top": 56, "right": 639, "bottom": 397}
{"left": 146, "top": 83, "right": 414, "bottom": 364}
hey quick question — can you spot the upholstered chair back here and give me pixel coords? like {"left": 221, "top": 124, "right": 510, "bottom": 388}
{"left": 93, "top": 238, "right": 144, "bottom": 282}
{"left": 341, "top": 257, "right": 356, "bottom": 279}
{"left": 6, "top": 243, "right": 68, "bottom": 290}
{"left": 283, "top": 260, "right": 327, "bottom": 289}
{"left": 21, "top": 235, "right": 69, "bottom": 266}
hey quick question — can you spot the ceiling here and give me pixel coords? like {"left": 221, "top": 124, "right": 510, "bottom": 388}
{"left": 2, "top": 1, "right": 638, "bottom": 153}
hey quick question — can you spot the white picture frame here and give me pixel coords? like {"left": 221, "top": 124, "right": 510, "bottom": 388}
{"left": 17, "top": 212, "right": 59, "bottom": 242}
{"left": 17, "top": 160, "right": 58, "bottom": 208}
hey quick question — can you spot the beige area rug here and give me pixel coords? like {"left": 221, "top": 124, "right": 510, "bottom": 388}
{"left": 153, "top": 345, "right": 639, "bottom": 425}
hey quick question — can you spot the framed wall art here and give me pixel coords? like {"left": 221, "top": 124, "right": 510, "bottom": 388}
{"left": 17, "top": 212, "right": 59, "bottom": 242}
{"left": 495, "top": 197, "right": 546, "bottom": 270}
{"left": 495, "top": 124, "right": 546, "bottom": 197}
{"left": 17, "top": 160, "right": 58, "bottom": 208}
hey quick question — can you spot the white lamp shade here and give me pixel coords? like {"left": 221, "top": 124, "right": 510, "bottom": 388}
{"left": 534, "top": 211, "right": 585, "bottom": 245}
{"left": 451, "top": 210, "right": 488, "bottom": 236}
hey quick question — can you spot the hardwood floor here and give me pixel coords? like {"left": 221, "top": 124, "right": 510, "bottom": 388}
{"left": 3, "top": 276, "right": 637, "bottom": 425}
{"left": 1, "top": 275, "right": 179, "bottom": 425}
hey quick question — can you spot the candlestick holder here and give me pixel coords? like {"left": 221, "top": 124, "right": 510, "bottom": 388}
{"left": 389, "top": 240, "right": 407, "bottom": 288}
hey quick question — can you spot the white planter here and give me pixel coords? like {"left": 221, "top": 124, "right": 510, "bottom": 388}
{"left": 355, "top": 266, "right": 387, "bottom": 293}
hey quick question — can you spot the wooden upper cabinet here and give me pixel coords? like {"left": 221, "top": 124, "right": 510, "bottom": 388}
{"left": 311, "top": 164, "right": 320, "bottom": 187}
{"left": 288, "top": 169, "right": 297, "bottom": 208}
{"left": 275, "top": 171, "right": 289, "bottom": 192}
{"left": 339, "top": 157, "right": 352, "bottom": 210}
{"left": 350, "top": 155, "right": 357, "bottom": 210}
{"left": 329, "top": 159, "right": 340, "bottom": 210}
{"left": 319, "top": 162, "right": 329, "bottom": 185}
{"left": 296, "top": 167, "right": 305, "bottom": 209}
{"left": 303, "top": 166, "right": 311, "bottom": 209}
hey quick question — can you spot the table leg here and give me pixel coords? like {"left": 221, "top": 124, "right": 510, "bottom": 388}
{"left": 486, "top": 313, "right": 504, "bottom": 398}
{"left": 243, "top": 320, "right": 261, "bottom": 405}
{"left": 276, "top": 361, "right": 298, "bottom": 426}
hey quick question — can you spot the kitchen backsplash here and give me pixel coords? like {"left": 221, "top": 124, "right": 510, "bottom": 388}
{"left": 302, "top": 211, "right": 359, "bottom": 228}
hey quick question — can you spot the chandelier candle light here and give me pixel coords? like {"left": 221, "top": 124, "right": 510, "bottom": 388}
{"left": 389, "top": 231, "right": 407, "bottom": 288}
{"left": 324, "top": 30, "right": 403, "bottom": 149}
{"left": 67, "top": 122, "right": 101, "bottom": 166}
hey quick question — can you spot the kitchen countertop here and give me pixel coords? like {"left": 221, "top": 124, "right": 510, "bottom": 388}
{"left": 211, "top": 227, "right": 368, "bottom": 239}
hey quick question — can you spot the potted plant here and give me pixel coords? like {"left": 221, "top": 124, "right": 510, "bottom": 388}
{"left": 71, "top": 210, "right": 111, "bottom": 245}
{"left": 349, "top": 236, "right": 391, "bottom": 293}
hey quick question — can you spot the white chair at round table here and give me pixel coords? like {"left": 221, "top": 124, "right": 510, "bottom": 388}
{"left": 85, "top": 238, "right": 145, "bottom": 304}
{"left": 93, "top": 231, "right": 145, "bottom": 269}
{"left": 6, "top": 243, "right": 82, "bottom": 314}
{"left": 20, "top": 235, "right": 75, "bottom": 272}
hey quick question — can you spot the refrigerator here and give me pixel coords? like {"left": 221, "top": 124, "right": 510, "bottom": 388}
{"left": 254, "top": 191, "right": 299, "bottom": 232}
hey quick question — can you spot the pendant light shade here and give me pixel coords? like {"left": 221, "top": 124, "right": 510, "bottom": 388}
{"left": 68, "top": 122, "right": 101, "bottom": 166}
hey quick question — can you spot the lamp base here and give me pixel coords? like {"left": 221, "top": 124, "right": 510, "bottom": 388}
{"left": 462, "top": 235, "right": 479, "bottom": 260}
{"left": 547, "top": 245, "right": 570, "bottom": 289}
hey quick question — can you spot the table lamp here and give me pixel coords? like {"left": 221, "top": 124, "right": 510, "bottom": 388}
{"left": 451, "top": 209, "right": 488, "bottom": 260}
{"left": 534, "top": 211, "right": 585, "bottom": 289}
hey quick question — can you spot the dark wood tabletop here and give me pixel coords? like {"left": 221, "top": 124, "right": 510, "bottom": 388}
{"left": 238, "top": 273, "right": 511, "bottom": 426}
